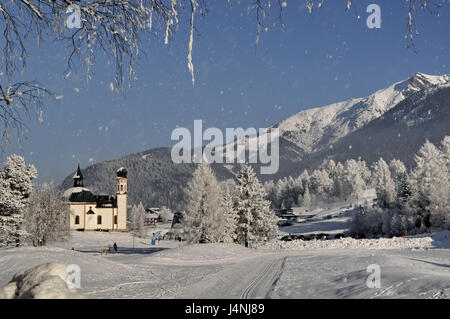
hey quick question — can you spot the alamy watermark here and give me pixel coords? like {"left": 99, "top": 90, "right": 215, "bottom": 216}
{"left": 366, "top": 4, "right": 382, "bottom": 29}
{"left": 171, "top": 120, "right": 280, "bottom": 175}
{"left": 66, "top": 264, "right": 81, "bottom": 289}
{"left": 366, "top": 264, "right": 381, "bottom": 288}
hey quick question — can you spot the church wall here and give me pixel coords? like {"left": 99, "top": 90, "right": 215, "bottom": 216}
{"left": 91, "top": 207, "right": 114, "bottom": 230}
{"left": 68, "top": 204, "right": 116, "bottom": 231}
{"left": 68, "top": 203, "right": 90, "bottom": 230}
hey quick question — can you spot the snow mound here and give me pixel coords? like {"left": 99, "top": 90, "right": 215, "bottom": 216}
{"left": 258, "top": 231, "right": 450, "bottom": 251}
{"left": 0, "top": 263, "right": 84, "bottom": 299}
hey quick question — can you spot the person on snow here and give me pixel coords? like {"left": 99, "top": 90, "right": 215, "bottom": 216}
{"left": 113, "top": 242, "right": 118, "bottom": 252}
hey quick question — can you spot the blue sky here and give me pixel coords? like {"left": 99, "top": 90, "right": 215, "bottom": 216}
{"left": 3, "top": 0, "right": 450, "bottom": 183}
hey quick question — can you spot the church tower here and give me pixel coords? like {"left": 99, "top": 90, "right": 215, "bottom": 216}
{"left": 116, "top": 167, "right": 128, "bottom": 231}
{"left": 73, "top": 163, "right": 84, "bottom": 187}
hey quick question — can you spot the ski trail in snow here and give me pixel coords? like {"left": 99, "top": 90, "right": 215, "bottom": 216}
{"left": 240, "top": 261, "right": 274, "bottom": 299}
{"left": 265, "top": 257, "right": 287, "bottom": 298}
{"left": 240, "top": 257, "right": 287, "bottom": 299}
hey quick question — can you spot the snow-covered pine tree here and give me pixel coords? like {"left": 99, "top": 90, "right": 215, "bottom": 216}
{"left": 0, "top": 155, "right": 37, "bottom": 215}
{"left": 182, "top": 163, "right": 225, "bottom": 243}
{"left": 412, "top": 139, "right": 447, "bottom": 228}
{"left": 299, "top": 169, "right": 310, "bottom": 191}
{"left": 358, "top": 159, "right": 372, "bottom": 186}
{"left": 343, "top": 159, "right": 367, "bottom": 201}
{"left": 371, "top": 158, "right": 396, "bottom": 208}
{"left": 264, "top": 180, "right": 278, "bottom": 208}
{"left": 389, "top": 159, "right": 408, "bottom": 201}
{"left": 310, "top": 169, "right": 333, "bottom": 200}
{"left": 302, "top": 185, "right": 311, "bottom": 208}
{"left": 222, "top": 192, "right": 238, "bottom": 243}
{"left": 235, "top": 164, "right": 277, "bottom": 245}
{"left": 0, "top": 155, "right": 37, "bottom": 247}
{"left": 159, "top": 206, "right": 174, "bottom": 224}
{"left": 331, "top": 161, "right": 346, "bottom": 199}
{"left": 275, "top": 178, "right": 287, "bottom": 209}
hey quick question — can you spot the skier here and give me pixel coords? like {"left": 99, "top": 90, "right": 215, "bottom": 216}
{"left": 113, "top": 242, "right": 118, "bottom": 252}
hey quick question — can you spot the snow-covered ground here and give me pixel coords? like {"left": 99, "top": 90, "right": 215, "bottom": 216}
{"left": 280, "top": 189, "right": 376, "bottom": 236}
{"left": 0, "top": 221, "right": 449, "bottom": 299}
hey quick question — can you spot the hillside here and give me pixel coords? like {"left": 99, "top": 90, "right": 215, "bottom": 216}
{"left": 61, "top": 72, "right": 450, "bottom": 209}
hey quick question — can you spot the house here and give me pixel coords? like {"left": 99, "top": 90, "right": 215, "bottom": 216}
{"left": 144, "top": 208, "right": 160, "bottom": 226}
{"left": 64, "top": 164, "right": 128, "bottom": 231}
{"left": 273, "top": 207, "right": 313, "bottom": 223}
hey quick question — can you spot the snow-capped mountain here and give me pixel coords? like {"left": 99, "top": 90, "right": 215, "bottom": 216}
{"left": 61, "top": 72, "right": 450, "bottom": 209}
{"left": 273, "top": 72, "right": 450, "bottom": 155}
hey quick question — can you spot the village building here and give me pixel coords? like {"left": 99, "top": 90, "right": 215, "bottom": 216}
{"left": 64, "top": 165, "right": 128, "bottom": 231}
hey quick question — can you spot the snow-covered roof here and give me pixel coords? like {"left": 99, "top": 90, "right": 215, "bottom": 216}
{"left": 63, "top": 187, "right": 92, "bottom": 199}
{"left": 145, "top": 213, "right": 160, "bottom": 219}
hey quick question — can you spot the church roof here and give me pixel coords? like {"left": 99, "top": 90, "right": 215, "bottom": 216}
{"left": 63, "top": 187, "right": 96, "bottom": 203}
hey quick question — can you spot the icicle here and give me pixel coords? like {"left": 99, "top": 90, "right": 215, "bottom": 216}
{"left": 255, "top": 23, "right": 261, "bottom": 46}
{"left": 165, "top": 0, "right": 178, "bottom": 45}
{"left": 187, "top": 0, "right": 197, "bottom": 85}
{"left": 148, "top": 5, "right": 153, "bottom": 31}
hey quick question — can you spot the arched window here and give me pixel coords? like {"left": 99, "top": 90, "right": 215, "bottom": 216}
{"left": 114, "top": 216, "right": 118, "bottom": 225}
{"left": 97, "top": 215, "right": 102, "bottom": 225}
{"left": 75, "top": 216, "right": 80, "bottom": 225}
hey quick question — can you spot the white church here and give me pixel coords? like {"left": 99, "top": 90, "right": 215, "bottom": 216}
{"left": 63, "top": 165, "right": 128, "bottom": 232}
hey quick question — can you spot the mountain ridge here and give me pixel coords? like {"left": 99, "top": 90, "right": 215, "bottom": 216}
{"left": 273, "top": 72, "right": 450, "bottom": 155}
{"left": 61, "top": 72, "right": 450, "bottom": 209}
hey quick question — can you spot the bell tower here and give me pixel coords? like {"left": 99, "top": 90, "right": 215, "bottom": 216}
{"left": 116, "top": 167, "right": 128, "bottom": 231}
{"left": 73, "top": 163, "right": 84, "bottom": 187}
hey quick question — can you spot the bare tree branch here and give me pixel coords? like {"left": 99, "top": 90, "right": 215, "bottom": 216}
{"left": 0, "top": 81, "right": 53, "bottom": 150}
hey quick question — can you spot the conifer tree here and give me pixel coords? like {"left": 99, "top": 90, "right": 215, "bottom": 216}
{"left": 371, "top": 158, "right": 396, "bottom": 208}
{"left": 222, "top": 192, "right": 238, "bottom": 243}
{"left": 0, "top": 155, "right": 37, "bottom": 247}
{"left": 182, "top": 164, "right": 225, "bottom": 243}
{"left": 235, "top": 164, "right": 277, "bottom": 244}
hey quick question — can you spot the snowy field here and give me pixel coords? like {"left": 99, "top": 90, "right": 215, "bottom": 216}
{"left": 1, "top": 226, "right": 449, "bottom": 299}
